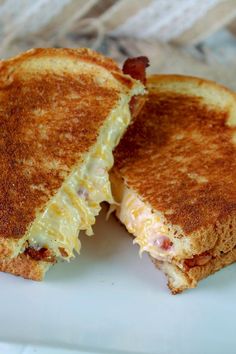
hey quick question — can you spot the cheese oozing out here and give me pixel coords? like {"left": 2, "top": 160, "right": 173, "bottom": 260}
{"left": 15, "top": 94, "right": 137, "bottom": 261}
{"left": 111, "top": 180, "right": 175, "bottom": 261}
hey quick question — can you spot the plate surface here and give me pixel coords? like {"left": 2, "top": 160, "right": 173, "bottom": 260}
{"left": 0, "top": 206, "right": 235, "bottom": 354}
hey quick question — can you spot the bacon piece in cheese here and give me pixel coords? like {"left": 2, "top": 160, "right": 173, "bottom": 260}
{"left": 123, "top": 56, "right": 149, "bottom": 117}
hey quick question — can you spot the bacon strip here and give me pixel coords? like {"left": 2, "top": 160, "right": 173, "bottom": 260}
{"left": 25, "top": 247, "right": 55, "bottom": 263}
{"left": 155, "top": 236, "right": 173, "bottom": 251}
{"left": 122, "top": 56, "right": 149, "bottom": 118}
{"left": 122, "top": 56, "right": 149, "bottom": 84}
{"left": 184, "top": 252, "right": 212, "bottom": 269}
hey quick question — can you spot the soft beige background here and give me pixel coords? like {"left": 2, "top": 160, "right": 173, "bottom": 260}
{"left": 0, "top": 0, "right": 236, "bottom": 90}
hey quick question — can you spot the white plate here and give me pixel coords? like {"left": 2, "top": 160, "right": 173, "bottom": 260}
{"left": 1, "top": 206, "right": 235, "bottom": 354}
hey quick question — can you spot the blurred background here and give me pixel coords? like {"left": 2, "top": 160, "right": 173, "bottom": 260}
{"left": 0, "top": 0, "right": 236, "bottom": 89}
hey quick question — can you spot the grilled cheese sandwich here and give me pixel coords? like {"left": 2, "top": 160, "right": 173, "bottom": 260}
{"left": 0, "top": 48, "right": 145, "bottom": 280}
{"left": 112, "top": 74, "right": 236, "bottom": 293}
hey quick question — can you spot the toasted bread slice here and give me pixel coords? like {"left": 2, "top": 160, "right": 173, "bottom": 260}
{"left": 0, "top": 252, "right": 51, "bottom": 281}
{"left": 111, "top": 74, "right": 236, "bottom": 293}
{"left": 0, "top": 48, "right": 144, "bottom": 278}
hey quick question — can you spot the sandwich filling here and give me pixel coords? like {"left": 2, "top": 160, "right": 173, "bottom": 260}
{"left": 16, "top": 95, "right": 136, "bottom": 262}
{"left": 112, "top": 183, "right": 174, "bottom": 261}
{"left": 112, "top": 179, "right": 213, "bottom": 267}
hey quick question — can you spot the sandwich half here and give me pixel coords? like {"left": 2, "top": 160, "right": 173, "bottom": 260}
{"left": 0, "top": 48, "right": 145, "bottom": 280}
{"left": 111, "top": 74, "right": 236, "bottom": 294}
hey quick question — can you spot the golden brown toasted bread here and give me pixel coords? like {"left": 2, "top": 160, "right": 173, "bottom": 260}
{"left": 0, "top": 48, "right": 144, "bottom": 279}
{"left": 112, "top": 74, "right": 236, "bottom": 293}
{"left": 0, "top": 252, "right": 51, "bottom": 281}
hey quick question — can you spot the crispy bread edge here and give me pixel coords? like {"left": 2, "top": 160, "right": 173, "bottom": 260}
{"left": 148, "top": 74, "right": 236, "bottom": 98}
{"left": 152, "top": 246, "right": 236, "bottom": 294}
{"left": 0, "top": 253, "right": 52, "bottom": 280}
{"left": 0, "top": 48, "right": 138, "bottom": 90}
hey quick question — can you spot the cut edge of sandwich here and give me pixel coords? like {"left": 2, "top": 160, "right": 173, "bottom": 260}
{"left": 152, "top": 245, "right": 236, "bottom": 294}
{"left": 111, "top": 164, "right": 236, "bottom": 294}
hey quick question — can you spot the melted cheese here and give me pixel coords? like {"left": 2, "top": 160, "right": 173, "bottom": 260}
{"left": 113, "top": 184, "right": 174, "bottom": 261}
{"left": 25, "top": 97, "right": 132, "bottom": 260}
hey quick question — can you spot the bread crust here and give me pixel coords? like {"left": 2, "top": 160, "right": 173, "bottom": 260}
{"left": 1, "top": 48, "right": 127, "bottom": 86}
{"left": 0, "top": 252, "right": 52, "bottom": 280}
{"left": 152, "top": 246, "right": 236, "bottom": 294}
